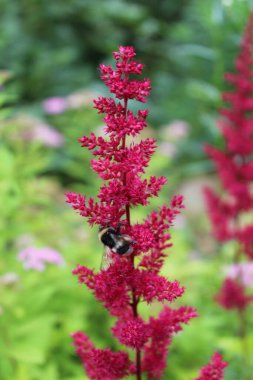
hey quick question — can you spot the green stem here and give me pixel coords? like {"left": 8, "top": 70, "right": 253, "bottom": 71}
{"left": 233, "top": 238, "right": 250, "bottom": 378}
{"left": 238, "top": 309, "right": 251, "bottom": 380}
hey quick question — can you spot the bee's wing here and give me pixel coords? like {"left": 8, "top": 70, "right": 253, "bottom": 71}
{"left": 100, "top": 247, "right": 114, "bottom": 271}
{"left": 121, "top": 235, "right": 132, "bottom": 243}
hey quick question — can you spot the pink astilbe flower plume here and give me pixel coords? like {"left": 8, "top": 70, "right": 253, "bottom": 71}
{"left": 204, "top": 13, "right": 253, "bottom": 370}
{"left": 215, "top": 277, "right": 253, "bottom": 311}
{"left": 72, "top": 332, "right": 133, "bottom": 380}
{"left": 194, "top": 352, "right": 227, "bottom": 380}
{"left": 143, "top": 306, "right": 197, "bottom": 380}
{"left": 66, "top": 46, "right": 226, "bottom": 379}
{"left": 205, "top": 14, "right": 253, "bottom": 259}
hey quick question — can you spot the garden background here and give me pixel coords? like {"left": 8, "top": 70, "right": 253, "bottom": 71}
{"left": 0, "top": 0, "right": 253, "bottom": 379}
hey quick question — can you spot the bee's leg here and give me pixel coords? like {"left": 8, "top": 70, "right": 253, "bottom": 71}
{"left": 116, "top": 222, "right": 123, "bottom": 234}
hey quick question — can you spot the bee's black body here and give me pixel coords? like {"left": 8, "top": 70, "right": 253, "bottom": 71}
{"left": 98, "top": 225, "right": 134, "bottom": 256}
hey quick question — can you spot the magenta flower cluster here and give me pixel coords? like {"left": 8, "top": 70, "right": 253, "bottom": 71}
{"left": 205, "top": 13, "right": 253, "bottom": 312}
{"left": 66, "top": 46, "right": 227, "bottom": 380}
{"left": 194, "top": 353, "right": 227, "bottom": 380}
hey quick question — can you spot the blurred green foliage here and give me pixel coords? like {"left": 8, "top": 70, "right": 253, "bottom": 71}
{"left": 1, "top": 1, "right": 253, "bottom": 379}
{"left": 1, "top": 0, "right": 252, "bottom": 176}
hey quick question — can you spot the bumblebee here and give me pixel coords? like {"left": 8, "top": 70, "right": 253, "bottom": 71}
{"left": 98, "top": 224, "right": 135, "bottom": 270}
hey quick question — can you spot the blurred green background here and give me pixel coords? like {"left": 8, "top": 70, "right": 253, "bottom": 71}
{"left": 1, "top": 0, "right": 253, "bottom": 379}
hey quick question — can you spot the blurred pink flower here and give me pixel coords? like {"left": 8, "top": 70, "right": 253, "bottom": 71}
{"left": 31, "top": 122, "right": 64, "bottom": 147}
{"left": 19, "top": 119, "right": 64, "bottom": 147}
{"left": 43, "top": 90, "right": 98, "bottom": 114}
{"left": 163, "top": 120, "right": 189, "bottom": 140}
{"left": 17, "top": 247, "right": 65, "bottom": 272}
{"left": 43, "top": 96, "right": 68, "bottom": 114}
{"left": 226, "top": 262, "right": 253, "bottom": 287}
{"left": 158, "top": 142, "right": 177, "bottom": 158}
{"left": 5, "top": 114, "right": 64, "bottom": 147}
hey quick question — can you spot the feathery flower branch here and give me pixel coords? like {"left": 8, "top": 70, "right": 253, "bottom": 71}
{"left": 66, "top": 46, "right": 226, "bottom": 380}
{"left": 205, "top": 13, "right": 253, "bottom": 369}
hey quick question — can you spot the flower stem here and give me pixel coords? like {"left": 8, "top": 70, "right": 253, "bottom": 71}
{"left": 126, "top": 202, "right": 142, "bottom": 380}
{"left": 234, "top": 240, "right": 250, "bottom": 379}
{"left": 133, "top": 300, "right": 142, "bottom": 380}
{"left": 238, "top": 309, "right": 250, "bottom": 379}
{"left": 123, "top": 97, "right": 142, "bottom": 380}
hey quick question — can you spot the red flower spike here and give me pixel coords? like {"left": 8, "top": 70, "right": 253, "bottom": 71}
{"left": 205, "top": 14, "right": 253, "bottom": 322}
{"left": 66, "top": 46, "right": 226, "bottom": 379}
{"left": 72, "top": 332, "right": 133, "bottom": 380}
{"left": 194, "top": 352, "right": 227, "bottom": 380}
{"left": 205, "top": 14, "right": 253, "bottom": 256}
{"left": 142, "top": 306, "right": 197, "bottom": 380}
{"left": 215, "top": 277, "right": 253, "bottom": 311}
